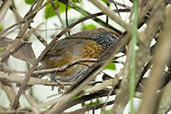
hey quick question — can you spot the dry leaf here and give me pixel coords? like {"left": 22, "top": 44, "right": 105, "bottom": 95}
{"left": 0, "top": 37, "right": 36, "bottom": 64}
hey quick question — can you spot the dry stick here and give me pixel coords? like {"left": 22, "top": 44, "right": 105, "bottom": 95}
{"left": 10, "top": 6, "right": 47, "bottom": 46}
{"left": 16, "top": 0, "right": 44, "bottom": 40}
{"left": 140, "top": 1, "right": 164, "bottom": 45}
{"left": 0, "top": 0, "right": 12, "bottom": 23}
{"left": 0, "top": 0, "right": 46, "bottom": 61}
{"left": 108, "top": 0, "right": 131, "bottom": 9}
{"left": 156, "top": 82, "right": 171, "bottom": 114}
{"left": 136, "top": 58, "right": 152, "bottom": 88}
{"left": 111, "top": 0, "right": 166, "bottom": 113}
{"left": 89, "top": 0, "right": 131, "bottom": 33}
{"left": 0, "top": 39, "right": 24, "bottom": 62}
{"left": 0, "top": 109, "right": 27, "bottom": 114}
{"left": 101, "top": 71, "right": 123, "bottom": 112}
{"left": 27, "top": 26, "right": 47, "bottom": 46}
{"left": 1, "top": 0, "right": 44, "bottom": 107}
{"left": 64, "top": 0, "right": 125, "bottom": 35}
{"left": 47, "top": 89, "right": 116, "bottom": 114}
{"left": 113, "top": 1, "right": 121, "bottom": 17}
{"left": 34, "top": 58, "right": 97, "bottom": 74}
{"left": 0, "top": 72, "right": 72, "bottom": 86}
{"left": 84, "top": 78, "right": 118, "bottom": 94}
{"left": 0, "top": 0, "right": 53, "bottom": 37}
{"left": 29, "top": 89, "right": 111, "bottom": 113}
{"left": 62, "top": 100, "right": 114, "bottom": 114}
{"left": 65, "top": 0, "right": 70, "bottom": 35}
{"left": 137, "top": 6, "right": 171, "bottom": 114}
{"left": 39, "top": 78, "right": 149, "bottom": 112}
{"left": 111, "top": 51, "right": 131, "bottom": 114}
{"left": 10, "top": 5, "right": 47, "bottom": 46}
{"left": 32, "top": 58, "right": 97, "bottom": 75}
{"left": 3, "top": 58, "right": 96, "bottom": 75}
{"left": 12, "top": 7, "right": 118, "bottom": 109}
{"left": 0, "top": 22, "right": 23, "bottom": 37}
{"left": 0, "top": 1, "right": 128, "bottom": 37}
{"left": 105, "top": 2, "right": 109, "bottom": 25}
{"left": 23, "top": 94, "right": 39, "bottom": 114}
{"left": 1, "top": 83, "right": 16, "bottom": 106}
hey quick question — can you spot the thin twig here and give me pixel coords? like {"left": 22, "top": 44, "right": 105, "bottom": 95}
{"left": 15, "top": 0, "right": 44, "bottom": 40}
{"left": 138, "top": 5, "right": 171, "bottom": 114}
{"left": 0, "top": 72, "right": 73, "bottom": 86}
{"left": 89, "top": 0, "right": 131, "bottom": 32}
{"left": 111, "top": 0, "right": 167, "bottom": 113}
{"left": 108, "top": 0, "right": 131, "bottom": 9}
{"left": 0, "top": 0, "right": 12, "bottom": 23}
{"left": 34, "top": 58, "right": 97, "bottom": 74}
{"left": 0, "top": 0, "right": 53, "bottom": 37}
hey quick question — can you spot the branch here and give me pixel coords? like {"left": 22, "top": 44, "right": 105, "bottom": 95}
{"left": 138, "top": 6, "right": 171, "bottom": 114}
{"left": 111, "top": 0, "right": 166, "bottom": 113}
{"left": 15, "top": 0, "right": 44, "bottom": 40}
{"left": 0, "top": 72, "right": 72, "bottom": 86}
{"left": 89, "top": 0, "right": 131, "bottom": 33}
{"left": 0, "top": 0, "right": 12, "bottom": 23}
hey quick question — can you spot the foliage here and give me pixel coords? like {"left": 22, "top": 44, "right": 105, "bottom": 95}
{"left": 0, "top": 0, "right": 170, "bottom": 114}
{"left": 82, "top": 24, "right": 97, "bottom": 30}
{"left": 85, "top": 99, "right": 101, "bottom": 106}
{"left": 104, "top": 62, "right": 116, "bottom": 70}
{"left": 0, "top": 24, "right": 3, "bottom": 31}
{"left": 25, "top": 0, "right": 35, "bottom": 4}
{"left": 44, "top": 0, "right": 68, "bottom": 18}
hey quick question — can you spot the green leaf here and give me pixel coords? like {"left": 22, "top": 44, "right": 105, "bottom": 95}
{"left": 106, "top": 108, "right": 112, "bottom": 114}
{"left": 44, "top": 3, "right": 56, "bottom": 19}
{"left": 82, "top": 24, "right": 97, "bottom": 30}
{"left": 104, "top": 62, "right": 116, "bottom": 70}
{"left": 85, "top": 99, "right": 100, "bottom": 106}
{"left": 25, "top": 0, "right": 35, "bottom": 5}
{"left": 44, "top": 0, "right": 71, "bottom": 19}
{"left": 0, "top": 48, "right": 4, "bottom": 52}
{"left": 72, "top": 95, "right": 81, "bottom": 100}
{"left": 101, "top": 0, "right": 110, "bottom": 5}
{"left": 0, "top": 24, "right": 3, "bottom": 31}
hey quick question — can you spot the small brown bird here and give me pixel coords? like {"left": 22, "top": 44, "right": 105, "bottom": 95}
{"left": 41, "top": 28, "right": 121, "bottom": 82}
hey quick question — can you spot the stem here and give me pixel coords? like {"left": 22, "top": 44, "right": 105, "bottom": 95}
{"left": 129, "top": 0, "right": 138, "bottom": 114}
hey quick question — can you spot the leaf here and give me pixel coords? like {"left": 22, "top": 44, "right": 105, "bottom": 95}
{"left": 0, "top": 37, "right": 13, "bottom": 47}
{"left": 13, "top": 42, "right": 36, "bottom": 65}
{"left": 44, "top": 0, "right": 70, "bottom": 19}
{"left": 101, "top": 0, "right": 110, "bottom": 5}
{"left": 0, "top": 37, "right": 36, "bottom": 64}
{"left": 0, "top": 24, "right": 3, "bottom": 31}
{"left": 25, "top": 0, "right": 35, "bottom": 5}
{"left": 85, "top": 99, "right": 101, "bottom": 106}
{"left": 104, "top": 62, "right": 116, "bottom": 70}
{"left": 82, "top": 24, "right": 97, "bottom": 30}
{"left": 0, "top": 48, "right": 4, "bottom": 51}
{"left": 72, "top": 95, "right": 81, "bottom": 100}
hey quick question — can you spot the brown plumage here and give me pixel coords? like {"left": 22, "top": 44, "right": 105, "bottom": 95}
{"left": 41, "top": 28, "right": 120, "bottom": 82}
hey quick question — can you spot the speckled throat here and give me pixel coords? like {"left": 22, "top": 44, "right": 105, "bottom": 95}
{"left": 91, "top": 32, "right": 118, "bottom": 49}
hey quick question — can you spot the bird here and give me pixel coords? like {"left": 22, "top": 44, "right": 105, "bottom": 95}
{"left": 41, "top": 28, "right": 122, "bottom": 82}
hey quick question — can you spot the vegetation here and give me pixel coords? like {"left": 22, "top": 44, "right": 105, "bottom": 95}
{"left": 0, "top": 0, "right": 170, "bottom": 114}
